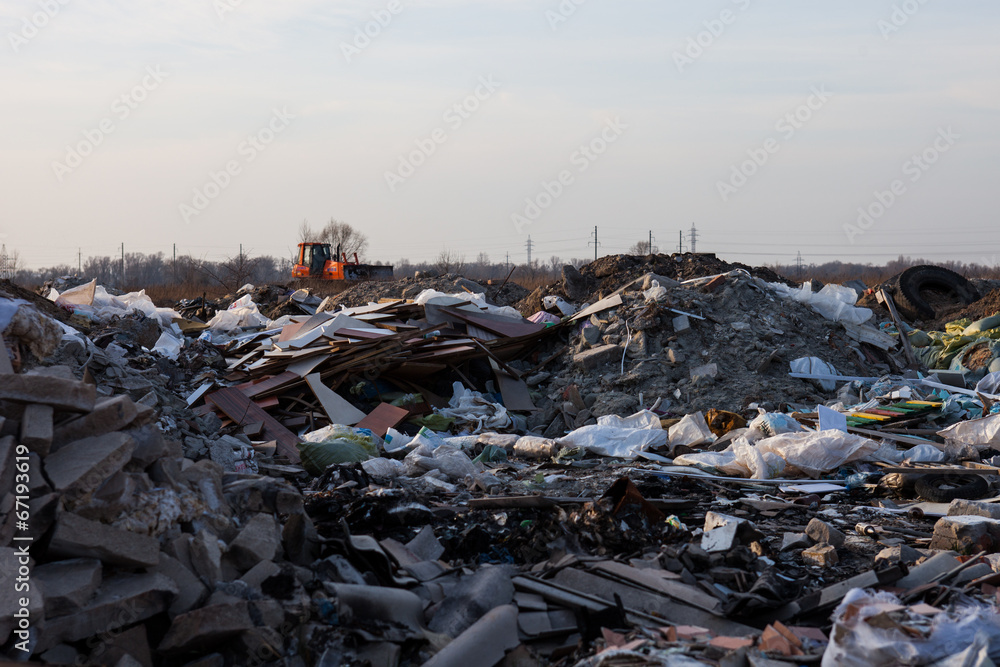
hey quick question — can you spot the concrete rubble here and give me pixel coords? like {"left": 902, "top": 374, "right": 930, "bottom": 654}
{"left": 3, "top": 256, "right": 1000, "bottom": 665}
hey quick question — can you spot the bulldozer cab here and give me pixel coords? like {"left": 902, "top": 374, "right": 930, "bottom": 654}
{"left": 299, "top": 243, "right": 331, "bottom": 278}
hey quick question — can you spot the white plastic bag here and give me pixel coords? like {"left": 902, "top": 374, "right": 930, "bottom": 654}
{"left": 668, "top": 412, "right": 716, "bottom": 447}
{"left": 152, "top": 332, "right": 183, "bottom": 360}
{"left": 643, "top": 280, "right": 668, "bottom": 303}
{"left": 790, "top": 356, "right": 840, "bottom": 392}
{"left": 767, "top": 281, "right": 873, "bottom": 325}
{"left": 558, "top": 410, "right": 667, "bottom": 459}
{"left": 434, "top": 382, "right": 511, "bottom": 433}
{"left": 756, "top": 430, "right": 879, "bottom": 478}
{"left": 938, "top": 413, "right": 1000, "bottom": 451}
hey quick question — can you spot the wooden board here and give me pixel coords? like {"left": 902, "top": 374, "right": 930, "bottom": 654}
{"left": 355, "top": 402, "right": 410, "bottom": 437}
{"left": 205, "top": 387, "right": 301, "bottom": 463}
{"left": 305, "top": 373, "right": 366, "bottom": 426}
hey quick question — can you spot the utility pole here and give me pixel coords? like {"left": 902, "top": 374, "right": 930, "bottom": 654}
{"left": 78, "top": 248, "right": 81, "bottom": 274}
{"left": 677, "top": 230, "right": 685, "bottom": 254}
{"left": 505, "top": 252, "right": 509, "bottom": 274}
{"left": 120, "top": 243, "right": 125, "bottom": 289}
{"left": 173, "top": 243, "right": 177, "bottom": 283}
{"left": 648, "top": 230, "right": 657, "bottom": 255}
{"left": 689, "top": 223, "right": 699, "bottom": 253}
{"left": 795, "top": 251, "right": 805, "bottom": 279}
{"left": 525, "top": 236, "right": 533, "bottom": 267}
{"left": 589, "top": 226, "right": 600, "bottom": 262}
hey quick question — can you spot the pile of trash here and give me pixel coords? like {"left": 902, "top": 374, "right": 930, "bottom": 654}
{"left": 7, "top": 258, "right": 1000, "bottom": 666}
{"left": 328, "top": 273, "right": 530, "bottom": 310}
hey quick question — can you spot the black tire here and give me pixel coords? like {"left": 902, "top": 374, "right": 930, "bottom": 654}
{"left": 891, "top": 265, "right": 980, "bottom": 321}
{"left": 915, "top": 473, "right": 989, "bottom": 502}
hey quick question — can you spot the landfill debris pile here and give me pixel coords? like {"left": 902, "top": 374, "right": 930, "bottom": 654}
{"left": 5, "top": 259, "right": 1000, "bottom": 666}
{"left": 326, "top": 273, "right": 530, "bottom": 311}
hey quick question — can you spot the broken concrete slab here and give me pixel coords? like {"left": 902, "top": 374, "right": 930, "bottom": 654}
{"left": 189, "top": 530, "right": 225, "bottom": 585}
{"left": 573, "top": 344, "right": 622, "bottom": 371}
{"left": 153, "top": 553, "right": 208, "bottom": 617}
{"left": 780, "top": 533, "right": 811, "bottom": 552}
{"left": 0, "top": 373, "right": 96, "bottom": 413}
{"left": 929, "top": 515, "right": 1000, "bottom": 554}
{"left": 43, "top": 432, "right": 136, "bottom": 501}
{"left": 51, "top": 394, "right": 140, "bottom": 450}
{"left": 158, "top": 602, "right": 255, "bottom": 654}
{"left": 895, "top": 552, "right": 962, "bottom": 589}
{"left": 948, "top": 499, "right": 1000, "bottom": 521}
{"left": 48, "top": 512, "right": 160, "bottom": 568}
{"left": 19, "top": 403, "right": 53, "bottom": 456}
{"left": 874, "top": 544, "right": 922, "bottom": 567}
{"left": 805, "top": 518, "right": 846, "bottom": 547}
{"left": 802, "top": 543, "right": 839, "bottom": 567}
{"left": 33, "top": 558, "right": 102, "bottom": 618}
{"left": 39, "top": 573, "right": 178, "bottom": 652}
{"left": 227, "top": 513, "right": 281, "bottom": 571}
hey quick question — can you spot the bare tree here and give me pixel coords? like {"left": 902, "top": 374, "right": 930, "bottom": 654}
{"left": 436, "top": 249, "right": 466, "bottom": 275}
{"left": 629, "top": 240, "right": 654, "bottom": 255}
{"left": 199, "top": 249, "right": 262, "bottom": 292}
{"left": 319, "top": 219, "right": 369, "bottom": 260}
{"left": 298, "top": 219, "right": 318, "bottom": 243}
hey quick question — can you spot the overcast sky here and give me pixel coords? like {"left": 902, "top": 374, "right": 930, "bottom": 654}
{"left": 1, "top": 0, "right": 998, "bottom": 271}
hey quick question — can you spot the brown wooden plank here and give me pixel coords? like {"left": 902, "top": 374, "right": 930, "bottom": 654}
{"left": 206, "top": 387, "right": 301, "bottom": 463}
{"left": 439, "top": 306, "right": 546, "bottom": 338}
{"left": 355, "top": 403, "right": 410, "bottom": 437}
{"left": 239, "top": 371, "right": 302, "bottom": 399}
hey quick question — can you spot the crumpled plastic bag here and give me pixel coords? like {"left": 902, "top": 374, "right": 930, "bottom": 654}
{"left": 207, "top": 294, "right": 269, "bottom": 331}
{"left": 938, "top": 413, "right": 1000, "bottom": 450}
{"left": 668, "top": 412, "right": 716, "bottom": 447}
{"left": 790, "top": 356, "right": 840, "bottom": 392}
{"left": 434, "top": 381, "right": 511, "bottom": 433}
{"left": 558, "top": 410, "right": 667, "bottom": 459}
{"left": 415, "top": 289, "right": 523, "bottom": 320}
{"left": 403, "top": 442, "right": 481, "bottom": 480}
{"left": 756, "top": 430, "right": 880, "bottom": 478}
{"left": 50, "top": 280, "right": 181, "bottom": 328}
{"left": 903, "top": 443, "right": 947, "bottom": 463}
{"left": 746, "top": 411, "right": 806, "bottom": 440}
{"left": 976, "top": 371, "right": 1000, "bottom": 397}
{"left": 151, "top": 331, "right": 183, "bottom": 360}
{"left": 823, "top": 588, "right": 1000, "bottom": 667}
{"left": 643, "top": 280, "right": 668, "bottom": 303}
{"left": 768, "top": 281, "right": 873, "bottom": 325}
{"left": 673, "top": 436, "right": 786, "bottom": 479}
{"left": 542, "top": 295, "right": 576, "bottom": 316}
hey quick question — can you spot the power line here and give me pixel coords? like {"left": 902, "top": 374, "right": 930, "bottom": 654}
{"left": 689, "top": 223, "right": 698, "bottom": 253}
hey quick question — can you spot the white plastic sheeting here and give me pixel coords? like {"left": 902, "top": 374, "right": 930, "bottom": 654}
{"left": 767, "top": 281, "right": 873, "bottom": 325}
{"left": 790, "top": 356, "right": 840, "bottom": 392}
{"left": 207, "top": 294, "right": 269, "bottom": 331}
{"left": 50, "top": 280, "right": 181, "bottom": 328}
{"left": 938, "top": 412, "right": 1000, "bottom": 450}
{"left": 674, "top": 430, "right": 880, "bottom": 479}
{"left": 667, "top": 412, "right": 716, "bottom": 447}
{"left": 414, "top": 289, "right": 524, "bottom": 321}
{"left": 558, "top": 410, "right": 667, "bottom": 459}
{"left": 434, "top": 382, "right": 512, "bottom": 434}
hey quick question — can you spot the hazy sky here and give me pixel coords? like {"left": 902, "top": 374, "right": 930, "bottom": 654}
{"left": 2, "top": 0, "right": 998, "bottom": 271}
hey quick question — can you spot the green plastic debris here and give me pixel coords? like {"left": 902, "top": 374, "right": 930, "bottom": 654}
{"left": 298, "top": 441, "right": 373, "bottom": 475}
{"left": 473, "top": 444, "right": 508, "bottom": 464}
{"left": 409, "top": 413, "right": 455, "bottom": 432}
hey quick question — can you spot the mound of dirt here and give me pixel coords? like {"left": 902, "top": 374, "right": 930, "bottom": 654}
{"left": 517, "top": 253, "right": 795, "bottom": 316}
{"left": 928, "top": 288, "right": 1000, "bottom": 330}
{"left": 326, "top": 274, "right": 530, "bottom": 309}
{"left": 1, "top": 279, "right": 71, "bottom": 322}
